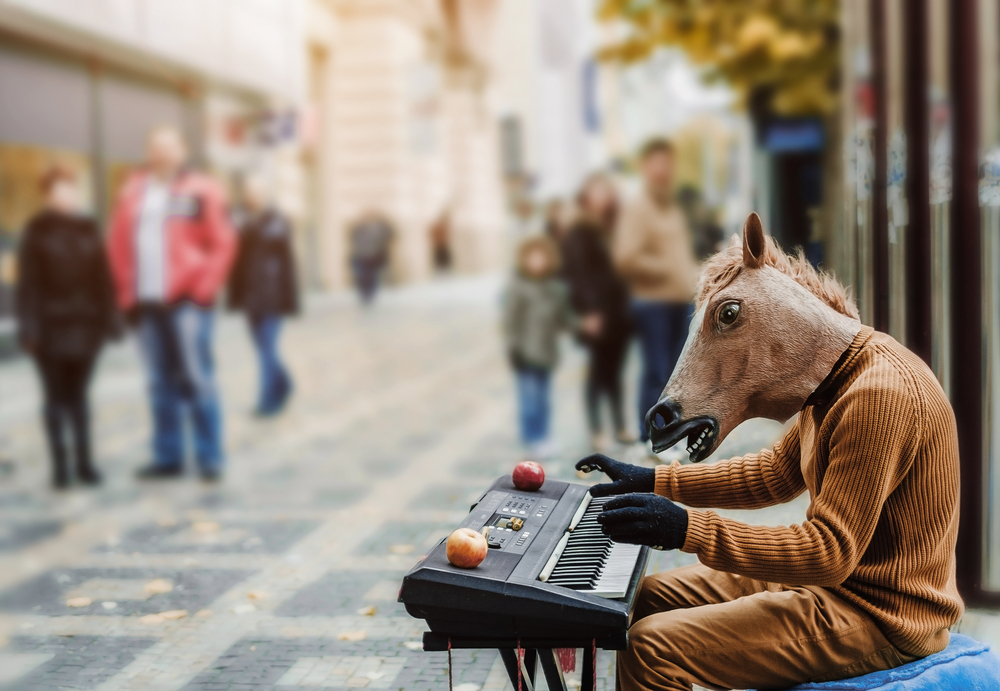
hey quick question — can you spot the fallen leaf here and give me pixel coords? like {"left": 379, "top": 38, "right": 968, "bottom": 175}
{"left": 101, "top": 601, "right": 117, "bottom": 610}
{"left": 158, "top": 609, "right": 188, "bottom": 620}
{"left": 404, "top": 641, "right": 423, "bottom": 650}
{"left": 65, "top": 597, "right": 92, "bottom": 608}
{"left": 365, "top": 671, "right": 386, "bottom": 680}
{"left": 192, "top": 521, "right": 220, "bottom": 534}
{"left": 337, "top": 629, "right": 367, "bottom": 642}
{"left": 195, "top": 609, "right": 213, "bottom": 618}
{"left": 144, "top": 579, "right": 173, "bottom": 595}
{"left": 232, "top": 603, "right": 256, "bottom": 614}
{"left": 389, "top": 544, "right": 414, "bottom": 555}
{"left": 355, "top": 605, "right": 376, "bottom": 616}
{"left": 140, "top": 614, "right": 164, "bottom": 625}
{"left": 247, "top": 590, "right": 268, "bottom": 601}
{"left": 249, "top": 645, "right": 257, "bottom": 652}
{"left": 454, "top": 685, "right": 481, "bottom": 691}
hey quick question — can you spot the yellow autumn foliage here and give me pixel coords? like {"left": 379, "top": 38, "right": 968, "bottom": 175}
{"left": 597, "top": 0, "right": 840, "bottom": 116}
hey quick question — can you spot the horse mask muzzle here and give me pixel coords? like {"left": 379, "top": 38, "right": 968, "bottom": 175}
{"left": 645, "top": 399, "right": 720, "bottom": 463}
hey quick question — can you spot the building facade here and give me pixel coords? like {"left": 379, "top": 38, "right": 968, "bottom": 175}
{"left": 0, "top": 0, "right": 306, "bottom": 328}
{"left": 304, "top": 0, "right": 507, "bottom": 289}
{"left": 839, "top": 0, "right": 999, "bottom": 606}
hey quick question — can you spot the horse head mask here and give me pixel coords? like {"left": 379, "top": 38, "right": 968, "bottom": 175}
{"left": 646, "top": 212, "right": 862, "bottom": 461}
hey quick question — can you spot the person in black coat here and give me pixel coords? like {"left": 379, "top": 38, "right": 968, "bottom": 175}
{"left": 16, "top": 167, "right": 119, "bottom": 488}
{"left": 562, "top": 173, "right": 634, "bottom": 451}
{"left": 228, "top": 176, "right": 299, "bottom": 416}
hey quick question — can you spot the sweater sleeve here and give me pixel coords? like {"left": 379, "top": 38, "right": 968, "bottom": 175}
{"left": 679, "top": 380, "right": 921, "bottom": 586}
{"left": 654, "top": 424, "right": 806, "bottom": 509}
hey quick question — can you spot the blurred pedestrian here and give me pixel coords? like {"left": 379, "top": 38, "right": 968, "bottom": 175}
{"left": 677, "top": 184, "right": 726, "bottom": 261}
{"left": 429, "top": 211, "right": 452, "bottom": 273}
{"left": 543, "top": 198, "right": 571, "bottom": 243}
{"left": 562, "top": 173, "right": 633, "bottom": 451}
{"left": 349, "top": 212, "right": 393, "bottom": 304}
{"left": 107, "top": 126, "right": 236, "bottom": 481}
{"left": 228, "top": 174, "right": 299, "bottom": 416}
{"left": 16, "top": 167, "right": 119, "bottom": 488}
{"left": 503, "top": 236, "right": 576, "bottom": 461}
{"left": 614, "top": 139, "right": 699, "bottom": 460}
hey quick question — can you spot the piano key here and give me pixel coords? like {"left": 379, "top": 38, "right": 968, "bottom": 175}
{"left": 538, "top": 532, "right": 570, "bottom": 582}
{"left": 567, "top": 493, "right": 592, "bottom": 531}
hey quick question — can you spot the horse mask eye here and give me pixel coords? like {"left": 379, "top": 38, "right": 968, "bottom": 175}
{"left": 718, "top": 302, "right": 740, "bottom": 326}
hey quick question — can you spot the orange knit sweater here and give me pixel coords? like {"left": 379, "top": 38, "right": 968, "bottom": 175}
{"left": 654, "top": 326, "right": 963, "bottom": 657}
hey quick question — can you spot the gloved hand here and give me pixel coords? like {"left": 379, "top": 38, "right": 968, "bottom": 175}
{"left": 597, "top": 493, "right": 688, "bottom": 551}
{"left": 575, "top": 454, "right": 655, "bottom": 497}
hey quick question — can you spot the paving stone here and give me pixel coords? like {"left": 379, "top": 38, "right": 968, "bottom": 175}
{"left": 0, "top": 567, "right": 255, "bottom": 616}
{"left": 352, "top": 522, "right": 453, "bottom": 558}
{"left": 1, "top": 635, "right": 157, "bottom": 690}
{"left": 0, "top": 520, "right": 62, "bottom": 552}
{"left": 277, "top": 571, "right": 408, "bottom": 618}
{"left": 95, "top": 519, "right": 319, "bottom": 555}
{"left": 182, "top": 638, "right": 497, "bottom": 691}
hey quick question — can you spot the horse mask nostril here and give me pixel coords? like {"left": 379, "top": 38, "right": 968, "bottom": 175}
{"left": 645, "top": 399, "right": 681, "bottom": 431}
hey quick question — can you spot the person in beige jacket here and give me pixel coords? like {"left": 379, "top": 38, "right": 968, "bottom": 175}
{"left": 614, "top": 139, "right": 700, "bottom": 450}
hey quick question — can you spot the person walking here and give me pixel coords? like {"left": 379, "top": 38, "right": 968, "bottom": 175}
{"left": 228, "top": 175, "right": 299, "bottom": 416}
{"left": 502, "top": 236, "right": 578, "bottom": 460}
{"left": 107, "top": 126, "right": 236, "bottom": 481}
{"left": 349, "top": 212, "right": 393, "bottom": 304}
{"left": 562, "top": 173, "right": 633, "bottom": 451}
{"left": 614, "top": 139, "right": 699, "bottom": 460}
{"left": 16, "top": 167, "right": 119, "bottom": 488}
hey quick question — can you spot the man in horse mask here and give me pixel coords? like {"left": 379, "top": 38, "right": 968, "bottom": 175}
{"left": 578, "top": 214, "right": 962, "bottom": 690}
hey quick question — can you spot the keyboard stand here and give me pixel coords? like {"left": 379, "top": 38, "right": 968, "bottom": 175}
{"left": 423, "top": 632, "right": 617, "bottom": 691}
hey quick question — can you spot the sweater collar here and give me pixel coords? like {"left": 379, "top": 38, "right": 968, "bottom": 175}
{"left": 803, "top": 325, "right": 874, "bottom": 408}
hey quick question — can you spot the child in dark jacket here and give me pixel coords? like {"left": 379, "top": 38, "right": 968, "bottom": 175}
{"left": 503, "top": 236, "right": 578, "bottom": 460}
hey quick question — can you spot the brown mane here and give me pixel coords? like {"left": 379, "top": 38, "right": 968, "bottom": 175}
{"left": 696, "top": 236, "right": 860, "bottom": 320}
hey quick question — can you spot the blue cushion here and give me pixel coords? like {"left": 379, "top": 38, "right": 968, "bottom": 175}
{"left": 751, "top": 634, "right": 1000, "bottom": 690}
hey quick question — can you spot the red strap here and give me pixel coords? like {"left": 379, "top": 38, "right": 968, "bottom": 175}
{"left": 556, "top": 647, "right": 576, "bottom": 672}
{"left": 447, "top": 638, "right": 453, "bottom": 691}
{"left": 592, "top": 638, "right": 597, "bottom": 690}
{"left": 517, "top": 638, "right": 523, "bottom": 691}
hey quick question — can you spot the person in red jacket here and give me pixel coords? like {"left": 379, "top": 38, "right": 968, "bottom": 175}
{"left": 107, "top": 126, "right": 236, "bottom": 481}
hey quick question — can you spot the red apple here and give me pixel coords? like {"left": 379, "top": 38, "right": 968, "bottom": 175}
{"left": 512, "top": 461, "right": 545, "bottom": 491}
{"left": 446, "top": 528, "right": 488, "bottom": 568}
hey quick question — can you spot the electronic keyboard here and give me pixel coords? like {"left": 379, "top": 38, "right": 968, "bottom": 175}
{"left": 399, "top": 475, "right": 650, "bottom": 648}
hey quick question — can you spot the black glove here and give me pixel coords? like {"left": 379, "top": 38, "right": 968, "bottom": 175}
{"left": 597, "top": 493, "right": 688, "bottom": 551}
{"left": 575, "top": 454, "right": 655, "bottom": 497}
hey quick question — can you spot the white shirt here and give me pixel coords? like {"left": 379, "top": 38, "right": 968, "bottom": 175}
{"left": 135, "top": 179, "right": 170, "bottom": 302}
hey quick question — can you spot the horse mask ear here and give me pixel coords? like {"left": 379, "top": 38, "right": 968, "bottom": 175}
{"left": 742, "top": 212, "right": 766, "bottom": 269}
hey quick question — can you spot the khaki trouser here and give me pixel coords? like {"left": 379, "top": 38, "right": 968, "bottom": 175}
{"left": 618, "top": 565, "right": 915, "bottom": 691}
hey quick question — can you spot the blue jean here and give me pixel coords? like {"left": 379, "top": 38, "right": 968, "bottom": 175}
{"left": 632, "top": 300, "right": 694, "bottom": 441}
{"left": 514, "top": 365, "right": 552, "bottom": 446}
{"left": 136, "top": 303, "right": 224, "bottom": 470}
{"left": 249, "top": 315, "right": 292, "bottom": 413}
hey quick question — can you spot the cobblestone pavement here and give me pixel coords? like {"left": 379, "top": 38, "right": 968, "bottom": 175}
{"left": 0, "top": 276, "right": 802, "bottom": 691}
